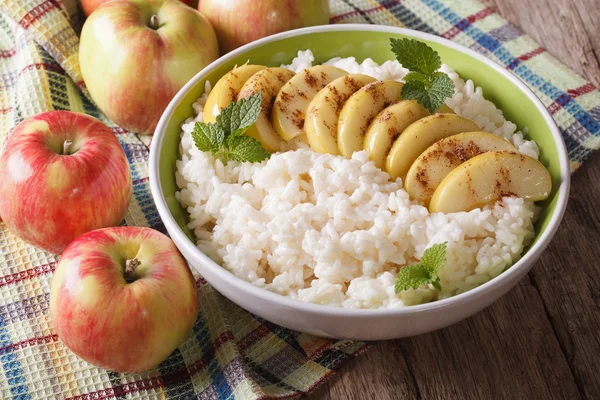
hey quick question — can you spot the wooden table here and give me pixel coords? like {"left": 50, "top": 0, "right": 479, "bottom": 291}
{"left": 310, "top": 0, "right": 600, "bottom": 398}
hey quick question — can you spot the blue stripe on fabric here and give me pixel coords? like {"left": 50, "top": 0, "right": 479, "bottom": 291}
{"left": 0, "top": 317, "right": 30, "bottom": 400}
{"left": 133, "top": 185, "right": 162, "bottom": 228}
{"left": 419, "top": 0, "right": 600, "bottom": 152}
{"left": 563, "top": 134, "right": 581, "bottom": 155}
{"left": 81, "top": 94, "right": 100, "bottom": 118}
{"left": 116, "top": 136, "right": 163, "bottom": 229}
{"left": 192, "top": 315, "right": 232, "bottom": 399}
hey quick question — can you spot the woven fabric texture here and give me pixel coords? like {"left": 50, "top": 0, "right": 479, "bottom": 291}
{"left": 0, "top": 0, "right": 598, "bottom": 399}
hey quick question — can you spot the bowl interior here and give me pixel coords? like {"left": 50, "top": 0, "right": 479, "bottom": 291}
{"left": 158, "top": 29, "right": 563, "bottom": 251}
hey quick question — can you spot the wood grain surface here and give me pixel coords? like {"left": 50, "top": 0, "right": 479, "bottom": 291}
{"left": 309, "top": 0, "right": 600, "bottom": 398}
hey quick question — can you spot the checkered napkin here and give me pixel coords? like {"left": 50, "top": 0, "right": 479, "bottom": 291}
{"left": 0, "top": 0, "right": 598, "bottom": 399}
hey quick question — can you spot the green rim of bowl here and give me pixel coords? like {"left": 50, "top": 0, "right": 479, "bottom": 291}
{"left": 150, "top": 25, "right": 570, "bottom": 315}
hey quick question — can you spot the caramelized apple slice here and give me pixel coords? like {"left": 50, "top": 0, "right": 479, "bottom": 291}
{"left": 305, "top": 74, "right": 376, "bottom": 155}
{"left": 405, "top": 132, "right": 516, "bottom": 204}
{"left": 203, "top": 64, "right": 266, "bottom": 122}
{"left": 437, "top": 104, "right": 455, "bottom": 114}
{"left": 282, "top": 134, "right": 310, "bottom": 151}
{"left": 385, "top": 114, "right": 479, "bottom": 180}
{"left": 429, "top": 151, "right": 552, "bottom": 213}
{"left": 272, "top": 66, "right": 348, "bottom": 141}
{"left": 363, "top": 100, "right": 430, "bottom": 170}
{"left": 337, "top": 80, "right": 404, "bottom": 158}
{"left": 237, "top": 67, "right": 295, "bottom": 152}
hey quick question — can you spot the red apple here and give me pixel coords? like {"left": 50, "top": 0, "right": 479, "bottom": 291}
{"left": 0, "top": 111, "right": 131, "bottom": 254}
{"left": 79, "top": 0, "right": 219, "bottom": 134}
{"left": 50, "top": 227, "right": 199, "bottom": 373}
{"left": 198, "top": 0, "right": 330, "bottom": 54}
{"left": 81, "top": 0, "right": 197, "bottom": 16}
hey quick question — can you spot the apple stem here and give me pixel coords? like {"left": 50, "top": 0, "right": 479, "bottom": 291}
{"left": 125, "top": 258, "right": 141, "bottom": 283}
{"left": 62, "top": 139, "right": 73, "bottom": 155}
{"left": 150, "top": 15, "right": 159, "bottom": 30}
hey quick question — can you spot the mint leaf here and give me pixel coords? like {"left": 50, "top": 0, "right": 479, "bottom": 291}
{"left": 228, "top": 136, "right": 270, "bottom": 163}
{"left": 395, "top": 264, "right": 432, "bottom": 292}
{"left": 401, "top": 75, "right": 454, "bottom": 114}
{"left": 420, "top": 242, "right": 447, "bottom": 275}
{"left": 217, "top": 92, "right": 263, "bottom": 138}
{"left": 403, "top": 71, "right": 430, "bottom": 85}
{"left": 395, "top": 242, "right": 447, "bottom": 292}
{"left": 401, "top": 81, "right": 436, "bottom": 113}
{"left": 390, "top": 38, "right": 455, "bottom": 113}
{"left": 428, "top": 73, "right": 455, "bottom": 107}
{"left": 192, "top": 92, "right": 269, "bottom": 164}
{"left": 390, "top": 38, "right": 441, "bottom": 75}
{"left": 191, "top": 122, "right": 224, "bottom": 152}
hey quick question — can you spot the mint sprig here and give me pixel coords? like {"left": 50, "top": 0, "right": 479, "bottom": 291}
{"left": 395, "top": 242, "right": 447, "bottom": 292}
{"left": 390, "top": 38, "right": 455, "bottom": 113}
{"left": 227, "top": 135, "right": 270, "bottom": 162}
{"left": 191, "top": 92, "right": 269, "bottom": 163}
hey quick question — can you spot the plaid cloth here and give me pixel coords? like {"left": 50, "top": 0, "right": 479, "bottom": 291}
{"left": 0, "top": 0, "right": 598, "bottom": 399}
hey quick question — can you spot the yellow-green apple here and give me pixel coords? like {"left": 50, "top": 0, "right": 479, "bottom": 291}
{"left": 50, "top": 227, "right": 199, "bottom": 373}
{"left": 0, "top": 111, "right": 131, "bottom": 254}
{"left": 198, "top": 0, "right": 329, "bottom": 54}
{"left": 81, "top": 0, "right": 197, "bottom": 17}
{"left": 79, "top": 0, "right": 219, "bottom": 134}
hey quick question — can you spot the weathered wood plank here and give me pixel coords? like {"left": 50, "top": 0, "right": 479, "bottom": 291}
{"left": 529, "top": 155, "right": 600, "bottom": 399}
{"left": 308, "top": 340, "right": 418, "bottom": 399}
{"left": 482, "top": 0, "right": 600, "bottom": 397}
{"left": 570, "top": 0, "right": 600, "bottom": 70}
{"left": 483, "top": 0, "right": 600, "bottom": 87}
{"left": 400, "top": 276, "right": 581, "bottom": 400}
{"left": 310, "top": 276, "right": 582, "bottom": 399}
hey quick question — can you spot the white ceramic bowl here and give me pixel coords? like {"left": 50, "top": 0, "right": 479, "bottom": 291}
{"left": 149, "top": 25, "right": 570, "bottom": 340}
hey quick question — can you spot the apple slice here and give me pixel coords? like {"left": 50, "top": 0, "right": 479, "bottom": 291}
{"left": 305, "top": 74, "right": 376, "bottom": 155}
{"left": 363, "top": 100, "right": 430, "bottom": 169}
{"left": 272, "top": 65, "right": 348, "bottom": 141}
{"left": 203, "top": 64, "right": 266, "bottom": 123}
{"left": 237, "top": 67, "right": 295, "bottom": 152}
{"left": 437, "top": 104, "right": 455, "bottom": 114}
{"left": 282, "top": 134, "right": 311, "bottom": 151}
{"left": 385, "top": 113, "right": 479, "bottom": 180}
{"left": 364, "top": 102, "right": 456, "bottom": 170}
{"left": 337, "top": 80, "right": 404, "bottom": 158}
{"left": 429, "top": 151, "right": 552, "bottom": 213}
{"left": 405, "top": 132, "right": 516, "bottom": 204}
